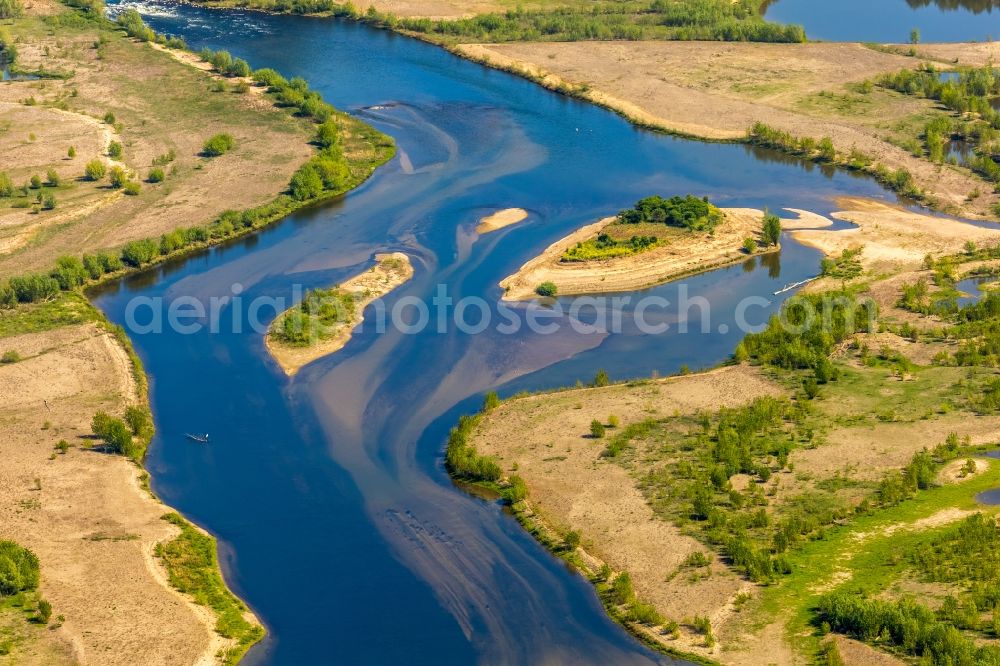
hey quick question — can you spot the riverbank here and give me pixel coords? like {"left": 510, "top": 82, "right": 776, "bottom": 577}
{"left": 0, "top": 2, "right": 396, "bottom": 662}
{"left": 452, "top": 40, "right": 1000, "bottom": 220}
{"left": 500, "top": 208, "right": 773, "bottom": 300}
{"left": 266, "top": 252, "right": 413, "bottom": 376}
{"left": 0, "top": 295, "right": 262, "bottom": 663}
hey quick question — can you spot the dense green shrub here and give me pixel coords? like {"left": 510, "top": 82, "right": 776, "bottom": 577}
{"left": 0, "top": 541, "right": 39, "bottom": 597}
{"left": 202, "top": 133, "right": 235, "bottom": 157}
{"left": 84, "top": 159, "right": 106, "bottom": 181}
{"left": 0, "top": 0, "right": 23, "bottom": 19}
{"left": 535, "top": 281, "right": 558, "bottom": 297}
{"left": 121, "top": 238, "right": 159, "bottom": 267}
{"left": 91, "top": 411, "right": 137, "bottom": 457}
{"left": 618, "top": 194, "right": 721, "bottom": 231}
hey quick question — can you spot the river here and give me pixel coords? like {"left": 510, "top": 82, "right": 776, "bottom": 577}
{"left": 764, "top": 0, "right": 1000, "bottom": 43}
{"left": 94, "top": 3, "right": 953, "bottom": 664}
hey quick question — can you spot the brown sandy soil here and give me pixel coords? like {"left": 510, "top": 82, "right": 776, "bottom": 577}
{"left": 791, "top": 415, "right": 1000, "bottom": 483}
{"left": 0, "top": 323, "right": 233, "bottom": 664}
{"left": 794, "top": 197, "right": 1000, "bottom": 277}
{"left": 830, "top": 635, "right": 907, "bottom": 666}
{"left": 475, "top": 207, "right": 528, "bottom": 234}
{"left": 938, "top": 457, "right": 990, "bottom": 484}
{"left": 266, "top": 253, "right": 414, "bottom": 375}
{"left": 0, "top": 5, "right": 314, "bottom": 276}
{"left": 455, "top": 41, "right": 998, "bottom": 218}
{"left": 499, "top": 208, "right": 771, "bottom": 300}
{"left": 471, "top": 365, "right": 794, "bottom": 662}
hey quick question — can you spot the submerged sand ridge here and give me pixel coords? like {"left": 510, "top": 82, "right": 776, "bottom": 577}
{"left": 266, "top": 252, "right": 414, "bottom": 376}
{"left": 499, "top": 208, "right": 774, "bottom": 300}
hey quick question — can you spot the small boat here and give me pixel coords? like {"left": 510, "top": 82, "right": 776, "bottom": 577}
{"left": 185, "top": 433, "right": 210, "bottom": 443}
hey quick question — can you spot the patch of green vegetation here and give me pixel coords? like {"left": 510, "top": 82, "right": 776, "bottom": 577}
{"left": 156, "top": 514, "right": 264, "bottom": 665}
{"left": 271, "top": 286, "right": 357, "bottom": 346}
{"left": 561, "top": 232, "right": 660, "bottom": 262}
{"left": 0, "top": 291, "right": 99, "bottom": 336}
{"left": 876, "top": 63, "right": 1000, "bottom": 183}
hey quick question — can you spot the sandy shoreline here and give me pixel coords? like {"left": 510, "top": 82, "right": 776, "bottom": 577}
{"left": 266, "top": 252, "right": 414, "bottom": 376}
{"left": 499, "top": 208, "right": 773, "bottom": 300}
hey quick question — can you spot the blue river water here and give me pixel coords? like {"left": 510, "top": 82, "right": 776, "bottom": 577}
{"left": 91, "top": 3, "right": 964, "bottom": 664}
{"left": 764, "top": 0, "right": 1000, "bottom": 43}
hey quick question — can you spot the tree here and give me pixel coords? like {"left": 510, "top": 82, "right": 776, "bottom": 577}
{"left": 84, "top": 159, "right": 106, "bottom": 181}
{"left": 108, "top": 166, "right": 128, "bottom": 189}
{"left": 818, "top": 137, "right": 836, "bottom": 161}
{"left": 225, "top": 58, "right": 251, "bottom": 78}
{"left": 67, "top": 145, "right": 76, "bottom": 159}
{"left": 0, "top": 172, "right": 13, "bottom": 197}
{"left": 121, "top": 239, "right": 158, "bottom": 267}
{"left": 108, "top": 141, "right": 123, "bottom": 159}
{"left": 762, "top": 212, "right": 781, "bottom": 246}
{"left": 535, "top": 281, "right": 557, "bottom": 297}
{"left": 590, "top": 419, "right": 606, "bottom": 439}
{"left": 910, "top": 28, "right": 920, "bottom": 45}
{"left": 593, "top": 368, "right": 610, "bottom": 387}
{"left": 289, "top": 165, "right": 323, "bottom": 201}
{"left": 202, "top": 133, "right": 235, "bottom": 157}
{"left": 29, "top": 174, "right": 41, "bottom": 189}
{"left": 315, "top": 120, "right": 340, "bottom": 149}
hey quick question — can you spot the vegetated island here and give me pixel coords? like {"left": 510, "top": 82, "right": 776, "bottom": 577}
{"left": 500, "top": 195, "right": 781, "bottom": 300}
{"left": 266, "top": 253, "right": 413, "bottom": 376}
{"left": 476, "top": 207, "right": 529, "bottom": 234}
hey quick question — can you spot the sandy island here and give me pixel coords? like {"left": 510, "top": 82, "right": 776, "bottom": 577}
{"left": 476, "top": 207, "right": 529, "bottom": 234}
{"left": 499, "top": 208, "right": 773, "bottom": 300}
{"left": 266, "top": 252, "right": 414, "bottom": 376}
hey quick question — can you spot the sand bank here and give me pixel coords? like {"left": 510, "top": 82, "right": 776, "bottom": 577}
{"left": 476, "top": 207, "right": 529, "bottom": 234}
{"left": 266, "top": 253, "right": 414, "bottom": 376}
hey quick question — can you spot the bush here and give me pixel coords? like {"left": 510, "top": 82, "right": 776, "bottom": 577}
{"left": 0, "top": 540, "right": 39, "bottom": 597}
{"left": 0, "top": 0, "right": 24, "bottom": 19}
{"left": 41, "top": 193, "right": 56, "bottom": 210}
{"left": 50, "top": 256, "right": 87, "bottom": 290}
{"left": 91, "top": 411, "right": 136, "bottom": 457}
{"left": 67, "top": 146, "right": 76, "bottom": 159}
{"left": 147, "top": 167, "right": 165, "bottom": 183}
{"left": 123, "top": 181, "right": 141, "bottom": 196}
{"left": 36, "top": 599, "right": 52, "bottom": 624}
{"left": 1, "top": 350, "right": 21, "bottom": 363}
{"left": 610, "top": 572, "right": 635, "bottom": 605}
{"left": 46, "top": 168, "right": 61, "bottom": 187}
{"left": 202, "top": 133, "right": 235, "bottom": 157}
{"left": 84, "top": 159, "right": 106, "bottom": 181}
{"left": 29, "top": 174, "right": 41, "bottom": 189}
{"left": 743, "top": 237, "right": 758, "bottom": 254}
{"left": 108, "top": 166, "right": 127, "bottom": 189}
{"left": 590, "top": 419, "right": 606, "bottom": 439}
{"left": 107, "top": 141, "right": 123, "bottom": 159}
{"left": 535, "top": 281, "right": 558, "bottom": 297}
{"left": 121, "top": 238, "right": 159, "bottom": 267}
{"left": 0, "top": 172, "right": 12, "bottom": 197}
{"left": 9, "top": 274, "right": 59, "bottom": 303}
{"left": 505, "top": 474, "right": 528, "bottom": 503}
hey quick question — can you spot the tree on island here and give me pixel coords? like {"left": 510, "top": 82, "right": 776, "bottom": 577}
{"left": 762, "top": 212, "right": 781, "bottom": 246}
